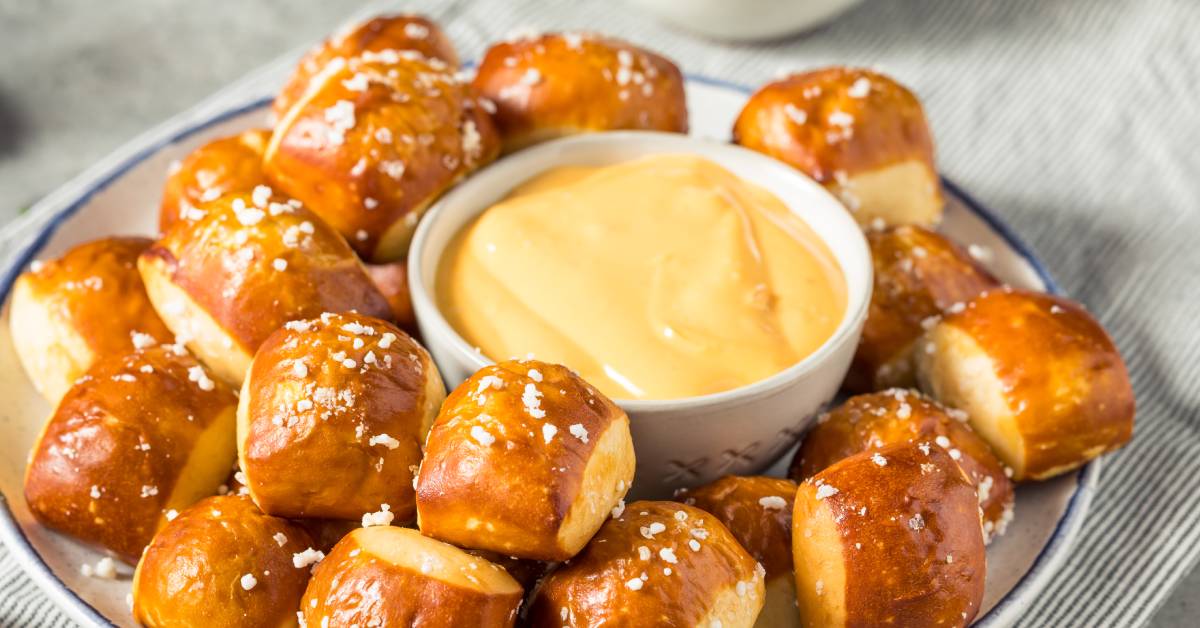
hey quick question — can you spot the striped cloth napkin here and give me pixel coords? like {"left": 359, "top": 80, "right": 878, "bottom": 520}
{"left": 3, "top": 1, "right": 1198, "bottom": 626}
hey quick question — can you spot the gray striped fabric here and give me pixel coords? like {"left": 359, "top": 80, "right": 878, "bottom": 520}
{"left": 3, "top": 0, "right": 1198, "bottom": 626}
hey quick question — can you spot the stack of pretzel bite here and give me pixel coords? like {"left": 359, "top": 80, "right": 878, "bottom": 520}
{"left": 11, "top": 14, "right": 1134, "bottom": 628}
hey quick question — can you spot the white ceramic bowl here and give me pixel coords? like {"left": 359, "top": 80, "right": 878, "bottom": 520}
{"left": 408, "top": 131, "right": 872, "bottom": 497}
{"left": 625, "top": 0, "right": 866, "bottom": 41}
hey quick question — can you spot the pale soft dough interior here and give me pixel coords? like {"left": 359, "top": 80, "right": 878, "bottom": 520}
{"left": 555, "top": 416, "right": 636, "bottom": 556}
{"left": 9, "top": 276, "right": 95, "bottom": 403}
{"left": 830, "top": 160, "right": 942, "bottom": 228}
{"left": 916, "top": 324, "right": 1026, "bottom": 476}
{"left": 700, "top": 576, "right": 766, "bottom": 628}
{"left": 162, "top": 405, "right": 239, "bottom": 528}
{"left": 755, "top": 575, "right": 802, "bottom": 628}
{"left": 792, "top": 497, "right": 848, "bottom": 627}
{"left": 138, "top": 255, "right": 253, "bottom": 386}
{"left": 353, "top": 526, "right": 522, "bottom": 595}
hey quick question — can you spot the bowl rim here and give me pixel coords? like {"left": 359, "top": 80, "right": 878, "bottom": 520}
{"left": 406, "top": 129, "right": 873, "bottom": 411}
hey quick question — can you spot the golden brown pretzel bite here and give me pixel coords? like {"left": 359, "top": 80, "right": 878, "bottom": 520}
{"left": 916, "top": 288, "right": 1135, "bottom": 480}
{"left": 845, "top": 225, "right": 999, "bottom": 392}
{"left": 273, "top": 14, "right": 459, "bottom": 120}
{"left": 473, "top": 32, "right": 688, "bottom": 152}
{"left": 301, "top": 526, "right": 523, "bottom": 628}
{"left": 527, "top": 501, "right": 765, "bottom": 627}
{"left": 159, "top": 129, "right": 270, "bottom": 234}
{"left": 23, "top": 346, "right": 237, "bottom": 562}
{"left": 791, "top": 389, "right": 1014, "bottom": 541}
{"left": 734, "top": 67, "right": 943, "bottom": 228}
{"left": 132, "top": 495, "right": 315, "bottom": 627}
{"left": 416, "top": 359, "right": 635, "bottom": 561}
{"left": 365, "top": 261, "right": 416, "bottom": 332}
{"left": 792, "top": 442, "right": 986, "bottom": 627}
{"left": 677, "top": 477, "right": 800, "bottom": 627}
{"left": 237, "top": 312, "right": 443, "bottom": 522}
{"left": 138, "top": 190, "right": 391, "bottom": 386}
{"left": 10, "top": 237, "right": 173, "bottom": 403}
{"left": 265, "top": 49, "right": 499, "bottom": 262}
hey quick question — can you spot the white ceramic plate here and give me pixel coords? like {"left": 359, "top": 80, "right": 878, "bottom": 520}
{"left": 0, "top": 76, "right": 1094, "bottom": 627}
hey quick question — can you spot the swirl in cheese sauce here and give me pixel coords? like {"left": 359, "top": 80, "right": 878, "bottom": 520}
{"left": 438, "top": 154, "right": 846, "bottom": 400}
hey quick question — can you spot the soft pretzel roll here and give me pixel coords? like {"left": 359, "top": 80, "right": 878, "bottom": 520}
{"left": 159, "top": 129, "right": 270, "bottom": 234}
{"left": 791, "top": 389, "right": 1015, "bottom": 541}
{"left": 792, "top": 442, "right": 986, "bottom": 627}
{"left": 416, "top": 359, "right": 635, "bottom": 561}
{"left": 676, "top": 477, "right": 800, "bottom": 628}
{"left": 132, "top": 495, "right": 315, "bottom": 627}
{"left": 264, "top": 50, "right": 499, "bottom": 262}
{"left": 365, "top": 261, "right": 416, "bottom": 331}
{"left": 138, "top": 190, "right": 391, "bottom": 386}
{"left": 463, "top": 548, "right": 550, "bottom": 591}
{"left": 23, "top": 346, "right": 238, "bottom": 561}
{"left": 846, "top": 225, "right": 998, "bottom": 392}
{"left": 9, "top": 237, "right": 173, "bottom": 403}
{"left": 472, "top": 32, "right": 688, "bottom": 152}
{"left": 237, "top": 312, "right": 443, "bottom": 521}
{"left": 293, "top": 518, "right": 361, "bottom": 554}
{"left": 301, "top": 526, "right": 523, "bottom": 627}
{"left": 527, "top": 501, "right": 765, "bottom": 627}
{"left": 916, "top": 288, "right": 1135, "bottom": 480}
{"left": 733, "top": 67, "right": 943, "bottom": 228}
{"left": 272, "top": 14, "right": 458, "bottom": 120}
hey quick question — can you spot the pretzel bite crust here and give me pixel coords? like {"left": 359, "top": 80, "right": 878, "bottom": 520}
{"left": 132, "top": 495, "right": 315, "bottom": 627}
{"left": 23, "top": 347, "right": 238, "bottom": 561}
{"left": 527, "top": 501, "right": 765, "bottom": 628}
{"left": 792, "top": 389, "right": 1014, "bottom": 541}
{"left": 10, "top": 237, "right": 173, "bottom": 403}
{"left": 273, "top": 14, "right": 459, "bottom": 120}
{"left": 734, "top": 67, "right": 943, "bottom": 228}
{"left": 138, "top": 190, "right": 390, "bottom": 385}
{"left": 365, "top": 261, "right": 416, "bottom": 331}
{"left": 792, "top": 443, "right": 985, "bottom": 627}
{"left": 265, "top": 49, "right": 499, "bottom": 262}
{"left": 159, "top": 129, "right": 270, "bottom": 234}
{"left": 416, "top": 360, "right": 635, "bottom": 561}
{"left": 473, "top": 32, "right": 688, "bottom": 152}
{"left": 238, "top": 312, "right": 443, "bottom": 521}
{"left": 301, "top": 526, "right": 523, "bottom": 628}
{"left": 916, "top": 288, "right": 1135, "bottom": 480}
{"left": 677, "top": 477, "right": 800, "bottom": 627}
{"left": 846, "top": 225, "right": 998, "bottom": 392}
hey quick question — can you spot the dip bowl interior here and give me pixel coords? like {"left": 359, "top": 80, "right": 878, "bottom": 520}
{"left": 409, "top": 131, "right": 871, "bottom": 496}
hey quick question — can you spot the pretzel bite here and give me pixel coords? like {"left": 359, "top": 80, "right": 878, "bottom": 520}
{"left": 365, "top": 261, "right": 416, "bottom": 331}
{"left": 791, "top": 389, "right": 1014, "bottom": 541}
{"left": 273, "top": 14, "right": 459, "bottom": 120}
{"left": 416, "top": 359, "right": 635, "bottom": 561}
{"left": 23, "top": 346, "right": 237, "bottom": 561}
{"left": 734, "top": 67, "right": 943, "bottom": 228}
{"left": 237, "top": 312, "right": 443, "bottom": 522}
{"left": 301, "top": 526, "right": 523, "bottom": 627}
{"left": 138, "top": 190, "right": 391, "bottom": 386}
{"left": 132, "top": 495, "right": 314, "bottom": 627}
{"left": 845, "top": 225, "right": 999, "bottom": 392}
{"left": 9, "top": 237, "right": 173, "bottom": 403}
{"left": 473, "top": 32, "right": 688, "bottom": 152}
{"left": 265, "top": 49, "right": 499, "bottom": 262}
{"left": 159, "top": 129, "right": 270, "bottom": 233}
{"left": 677, "top": 477, "right": 800, "bottom": 627}
{"left": 916, "top": 288, "right": 1135, "bottom": 480}
{"left": 792, "top": 442, "right": 985, "bottom": 627}
{"left": 527, "top": 501, "right": 765, "bottom": 627}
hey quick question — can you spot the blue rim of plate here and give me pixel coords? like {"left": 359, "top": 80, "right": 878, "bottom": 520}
{"left": 0, "top": 75, "right": 1095, "bottom": 628}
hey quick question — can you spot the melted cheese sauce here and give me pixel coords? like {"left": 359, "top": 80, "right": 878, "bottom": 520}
{"left": 437, "top": 154, "right": 846, "bottom": 400}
